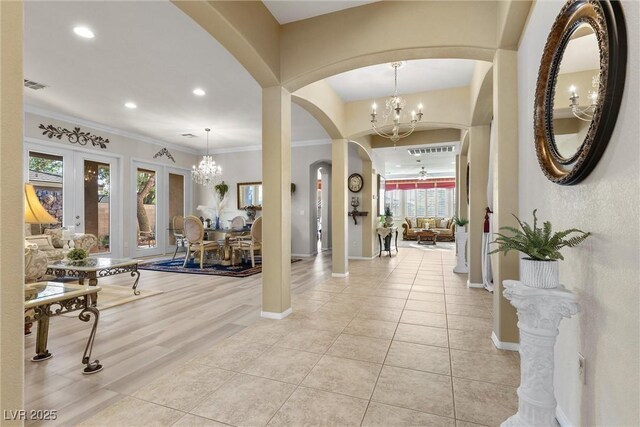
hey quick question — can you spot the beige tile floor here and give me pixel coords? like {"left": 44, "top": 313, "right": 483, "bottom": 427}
{"left": 33, "top": 246, "right": 521, "bottom": 426}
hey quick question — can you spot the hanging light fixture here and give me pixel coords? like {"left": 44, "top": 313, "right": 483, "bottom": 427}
{"left": 418, "top": 166, "right": 428, "bottom": 180}
{"left": 569, "top": 74, "right": 599, "bottom": 121}
{"left": 191, "top": 128, "right": 222, "bottom": 186}
{"left": 370, "top": 62, "right": 423, "bottom": 147}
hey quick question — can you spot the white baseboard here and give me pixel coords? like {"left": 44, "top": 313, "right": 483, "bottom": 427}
{"left": 291, "top": 253, "right": 313, "bottom": 258}
{"left": 467, "top": 280, "right": 484, "bottom": 288}
{"left": 491, "top": 331, "right": 520, "bottom": 351}
{"left": 349, "top": 255, "right": 376, "bottom": 260}
{"left": 261, "top": 308, "right": 292, "bottom": 320}
{"left": 453, "top": 266, "right": 469, "bottom": 273}
{"left": 556, "top": 404, "right": 572, "bottom": 427}
{"left": 332, "top": 272, "right": 349, "bottom": 278}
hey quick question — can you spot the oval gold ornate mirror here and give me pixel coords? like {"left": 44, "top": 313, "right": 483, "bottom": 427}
{"left": 534, "top": 0, "right": 627, "bottom": 185}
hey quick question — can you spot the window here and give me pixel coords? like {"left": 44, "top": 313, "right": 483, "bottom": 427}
{"left": 416, "top": 189, "right": 427, "bottom": 217}
{"left": 405, "top": 190, "right": 416, "bottom": 218}
{"left": 384, "top": 189, "right": 402, "bottom": 218}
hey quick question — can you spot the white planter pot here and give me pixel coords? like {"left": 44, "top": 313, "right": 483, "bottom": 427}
{"left": 520, "top": 258, "right": 559, "bottom": 289}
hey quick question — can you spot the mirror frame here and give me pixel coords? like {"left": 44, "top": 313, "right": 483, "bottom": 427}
{"left": 534, "top": 0, "right": 626, "bottom": 185}
{"left": 237, "top": 181, "right": 263, "bottom": 210}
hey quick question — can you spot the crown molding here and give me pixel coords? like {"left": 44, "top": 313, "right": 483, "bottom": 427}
{"left": 208, "top": 138, "right": 331, "bottom": 155}
{"left": 24, "top": 105, "right": 201, "bottom": 155}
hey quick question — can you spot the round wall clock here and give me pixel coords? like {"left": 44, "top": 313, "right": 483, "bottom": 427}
{"left": 348, "top": 173, "right": 364, "bottom": 193}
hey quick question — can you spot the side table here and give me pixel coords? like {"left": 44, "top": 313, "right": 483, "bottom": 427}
{"left": 377, "top": 227, "right": 398, "bottom": 257}
{"left": 25, "top": 282, "right": 103, "bottom": 374}
{"left": 501, "top": 280, "right": 580, "bottom": 427}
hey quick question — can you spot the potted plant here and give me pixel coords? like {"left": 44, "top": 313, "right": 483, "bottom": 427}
{"left": 214, "top": 181, "right": 229, "bottom": 229}
{"left": 453, "top": 216, "right": 469, "bottom": 233}
{"left": 384, "top": 205, "right": 394, "bottom": 227}
{"left": 66, "top": 248, "right": 89, "bottom": 266}
{"left": 490, "top": 209, "right": 590, "bottom": 288}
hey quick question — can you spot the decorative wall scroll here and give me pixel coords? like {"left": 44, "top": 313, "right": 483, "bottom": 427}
{"left": 153, "top": 148, "right": 176, "bottom": 163}
{"left": 38, "top": 124, "right": 109, "bottom": 149}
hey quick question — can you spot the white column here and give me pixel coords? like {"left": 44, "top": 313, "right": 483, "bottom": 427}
{"left": 453, "top": 230, "right": 468, "bottom": 273}
{"left": 501, "top": 280, "right": 580, "bottom": 427}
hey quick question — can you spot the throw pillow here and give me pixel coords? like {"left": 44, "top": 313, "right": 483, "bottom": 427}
{"left": 426, "top": 219, "right": 437, "bottom": 229}
{"left": 44, "top": 228, "right": 64, "bottom": 248}
{"left": 438, "top": 219, "right": 448, "bottom": 228}
{"left": 416, "top": 218, "right": 425, "bottom": 229}
{"left": 405, "top": 217, "right": 413, "bottom": 228}
{"left": 25, "top": 235, "right": 55, "bottom": 251}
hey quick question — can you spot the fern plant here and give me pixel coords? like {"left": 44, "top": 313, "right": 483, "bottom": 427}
{"left": 489, "top": 209, "right": 590, "bottom": 261}
{"left": 453, "top": 216, "right": 469, "bottom": 227}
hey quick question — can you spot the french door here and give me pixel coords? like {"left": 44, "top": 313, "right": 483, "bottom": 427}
{"left": 131, "top": 161, "right": 191, "bottom": 258}
{"left": 25, "top": 141, "right": 122, "bottom": 256}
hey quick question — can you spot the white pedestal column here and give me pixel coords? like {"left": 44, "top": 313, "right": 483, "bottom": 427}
{"left": 501, "top": 280, "right": 580, "bottom": 427}
{"left": 453, "top": 230, "right": 468, "bottom": 273}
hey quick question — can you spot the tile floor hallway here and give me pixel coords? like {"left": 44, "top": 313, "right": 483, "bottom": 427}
{"left": 41, "top": 247, "right": 520, "bottom": 426}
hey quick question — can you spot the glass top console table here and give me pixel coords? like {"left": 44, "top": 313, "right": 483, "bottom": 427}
{"left": 46, "top": 257, "right": 141, "bottom": 304}
{"left": 25, "top": 282, "right": 103, "bottom": 374}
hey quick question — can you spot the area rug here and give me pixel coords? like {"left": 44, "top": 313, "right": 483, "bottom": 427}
{"left": 139, "top": 257, "right": 301, "bottom": 278}
{"left": 96, "top": 285, "right": 163, "bottom": 310}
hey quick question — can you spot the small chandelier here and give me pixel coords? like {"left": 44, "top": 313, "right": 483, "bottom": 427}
{"left": 192, "top": 128, "right": 222, "bottom": 186}
{"left": 569, "top": 75, "right": 598, "bottom": 121}
{"left": 370, "top": 62, "right": 423, "bottom": 146}
{"left": 418, "top": 166, "right": 428, "bottom": 180}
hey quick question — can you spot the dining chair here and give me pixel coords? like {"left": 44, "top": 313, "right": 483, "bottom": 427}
{"left": 232, "top": 216, "right": 262, "bottom": 267}
{"left": 230, "top": 216, "right": 246, "bottom": 230}
{"left": 171, "top": 215, "right": 186, "bottom": 261}
{"left": 183, "top": 215, "right": 221, "bottom": 269}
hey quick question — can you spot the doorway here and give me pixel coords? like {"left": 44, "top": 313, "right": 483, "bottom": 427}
{"left": 25, "top": 142, "right": 122, "bottom": 256}
{"left": 309, "top": 161, "right": 331, "bottom": 255}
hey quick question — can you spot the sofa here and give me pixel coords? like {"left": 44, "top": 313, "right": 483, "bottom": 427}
{"left": 24, "top": 226, "right": 98, "bottom": 263}
{"left": 402, "top": 217, "right": 456, "bottom": 241}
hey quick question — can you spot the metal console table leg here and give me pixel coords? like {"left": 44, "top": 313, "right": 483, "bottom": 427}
{"left": 78, "top": 306, "right": 103, "bottom": 374}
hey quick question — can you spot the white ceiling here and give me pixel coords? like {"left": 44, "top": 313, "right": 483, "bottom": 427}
{"left": 374, "top": 144, "right": 458, "bottom": 180}
{"left": 559, "top": 32, "right": 599, "bottom": 75}
{"left": 262, "top": 1, "right": 379, "bottom": 24}
{"left": 24, "top": 1, "right": 329, "bottom": 151}
{"left": 326, "top": 59, "right": 477, "bottom": 102}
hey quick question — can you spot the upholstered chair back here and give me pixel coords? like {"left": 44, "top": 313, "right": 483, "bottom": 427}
{"left": 251, "top": 216, "right": 262, "bottom": 243}
{"left": 230, "top": 216, "right": 246, "bottom": 230}
{"left": 183, "top": 216, "right": 204, "bottom": 243}
{"left": 172, "top": 216, "right": 185, "bottom": 235}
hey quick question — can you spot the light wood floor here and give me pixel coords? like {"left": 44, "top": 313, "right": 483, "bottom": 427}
{"left": 24, "top": 253, "right": 329, "bottom": 425}
{"left": 23, "top": 246, "right": 518, "bottom": 426}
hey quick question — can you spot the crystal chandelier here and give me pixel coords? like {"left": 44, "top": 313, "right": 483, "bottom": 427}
{"left": 370, "top": 62, "right": 423, "bottom": 146}
{"left": 192, "top": 128, "right": 222, "bottom": 186}
{"left": 569, "top": 75, "right": 599, "bottom": 121}
{"left": 418, "top": 166, "right": 428, "bottom": 180}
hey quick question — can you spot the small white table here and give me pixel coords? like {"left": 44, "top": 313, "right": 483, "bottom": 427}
{"left": 376, "top": 227, "right": 398, "bottom": 257}
{"left": 25, "top": 282, "right": 103, "bottom": 374}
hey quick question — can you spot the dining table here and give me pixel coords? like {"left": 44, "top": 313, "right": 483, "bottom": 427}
{"left": 204, "top": 227, "right": 250, "bottom": 266}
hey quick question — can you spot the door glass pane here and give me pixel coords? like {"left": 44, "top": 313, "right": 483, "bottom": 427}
{"left": 28, "top": 151, "right": 64, "bottom": 230}
{"left": 168, "top": 173, "right": 184, "bottom": 245}
{"left": 84, "top": 160, "right": 110, "bottom": 253}
{"left": 136, "top": 168, "right": 157, "bottom": 248}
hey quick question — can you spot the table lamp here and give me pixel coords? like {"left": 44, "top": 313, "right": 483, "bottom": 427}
{"left": 24, "top": 183, "right": 58, "bottom": 234}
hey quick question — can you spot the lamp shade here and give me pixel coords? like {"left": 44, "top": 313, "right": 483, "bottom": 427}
{"left": 24, "top": 184, "right": 58, "bottom": 224}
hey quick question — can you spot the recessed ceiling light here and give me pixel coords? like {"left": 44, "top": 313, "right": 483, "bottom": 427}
{"left": 395, "top": 164, "right": 401, "bottom": 167}
{"left": 124, "top": 102, "right": 137, "bottom": 109}
{"left": 193, "top": 88, "right": 206, "bottom": 96}
{"left": 73, "top": 26, "right": 95, "bottom": 39}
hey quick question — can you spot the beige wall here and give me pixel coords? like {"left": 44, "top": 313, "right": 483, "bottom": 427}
{"left": 467, "top": 126, "right": 490, "bottom": 286}
{"left": 0, "top": 1, "right": 25, "bottom": 422}
{"left": 518, "top": 1, "right": 639, "bottom": 424}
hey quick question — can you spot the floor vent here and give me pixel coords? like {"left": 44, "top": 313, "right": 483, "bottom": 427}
{"left": 24, "top": 79, "right": 48, "bottom": 90}
{"left": 408, "top": 146, "right": 455, "bottom": 155}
